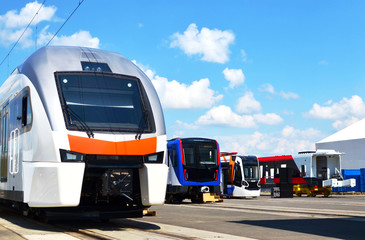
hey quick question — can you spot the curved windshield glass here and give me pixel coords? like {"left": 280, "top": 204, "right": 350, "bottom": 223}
{"left": 56, "top": 72, "right": 154, "bottom": 133}
{"left": 242, "top": 157, "right": 259, "bottom": 180}
{"left": 183, "top": 141, "right": 218, "bottom": 167}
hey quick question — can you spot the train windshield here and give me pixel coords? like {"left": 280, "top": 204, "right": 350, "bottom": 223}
{"left": 56, "top": 72, "right": 154, "bottom": 133}
{"left": 183, "top": 142, "right": 218, "bottom": 167}
{"left": 242, "top": 157, "right": 259, "bottom": 180}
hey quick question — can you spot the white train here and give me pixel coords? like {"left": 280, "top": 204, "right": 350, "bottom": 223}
{"left": 0, "top": 46, "right": 168, "bottom": 219}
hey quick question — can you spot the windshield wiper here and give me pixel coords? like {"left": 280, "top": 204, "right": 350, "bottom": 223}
{"left": 135, "top": 108, "right": 149, "bottom": 140}
{"left": 62, "top": 105, "right": 94, "bottom": 138}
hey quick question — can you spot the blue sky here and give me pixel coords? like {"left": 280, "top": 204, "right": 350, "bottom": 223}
{"left": 1, "top": 1, "right": 365, "bottom": 156}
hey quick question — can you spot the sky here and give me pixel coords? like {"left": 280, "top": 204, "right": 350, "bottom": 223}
{"left": 1, "top": 1, "right": 365, "bottom": 157}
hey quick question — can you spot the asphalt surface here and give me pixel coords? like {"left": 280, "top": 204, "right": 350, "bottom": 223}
{"left": 142, "top": 194, "right": 365, "bottom": 240}
{"left": 0, "top": 194, "right": 364, "bottom": 239}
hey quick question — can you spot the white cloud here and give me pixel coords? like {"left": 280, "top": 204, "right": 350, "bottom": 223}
{"left": 254, "top": 113, "right": 283, "bottom": 125}
{"left": 39, "top": 27, "right": 99, "bottom": 48}
{"left": 259, "top": 83, "right": 275, "bottom": 94}
{"left": 222, "top": 67, "right": 245, "bottom": 88}
{"left": 0, "top": 1, "right": 56, "bottom": 29}
{"left": 216, "top": 126, "right": 323, "bottom": 156}
{"left": 196, "top": 105, "right": 283, "bottom": 128}
{"left": 306, "top": 95, "right": 365, "bottom": 131}
{"left": 0, "top": 1, "right": 99, "bottom": 49}
{"left": 307, "top": 95, "right": 365, "bottom": 120}
{"left": 133, "top": 61, "right": 223, "bottom": 109}
{"left": 170, "top": 23, "right": 235, "bottom": 64}
{"left": 196, "top": 105, "right": 257, "bottom": 128}
{"left": 332, "top": 117, "right": 360, "bottom": 131}
{"left": 236, "top": 91, "right": 261, "bottom": 114}
{"left": 259, "top": 83, "right": 299, "bottom": 99}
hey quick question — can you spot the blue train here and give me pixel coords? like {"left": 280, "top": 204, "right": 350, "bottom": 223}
{"left": 166, "top": 138, "right": 221, "bottom": 203}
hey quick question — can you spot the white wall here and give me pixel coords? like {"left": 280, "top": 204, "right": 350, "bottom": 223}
{"left": 316, "top": 138, "right": 365, "bottom": 169}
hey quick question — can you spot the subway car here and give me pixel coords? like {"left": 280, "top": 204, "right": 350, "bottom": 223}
{"left": 166, "top": 138, "right": 220, "bottom": 203}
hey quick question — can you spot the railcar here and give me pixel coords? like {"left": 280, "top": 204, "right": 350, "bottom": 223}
{"left": 166, "top": 138, "right": 220, "bottom": 203}
{"left": 0, "top": 46, "right": 168, "bottom": 219}
{"left": 220, "top": 152, "right": 261, "bottom": 198}
{"left": 258, "top": 150, "right": 355, "bottom": 197}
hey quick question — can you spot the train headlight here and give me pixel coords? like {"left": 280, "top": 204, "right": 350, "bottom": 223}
{"left": 143, "top": 151, "right": 164, "bottom": 163}
{"left": 60, "top": 149, "right": 85, "bottom": 162}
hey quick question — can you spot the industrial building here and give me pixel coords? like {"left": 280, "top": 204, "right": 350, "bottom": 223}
{"left": 315, "top": 118, "right": 365, "bottom": 169}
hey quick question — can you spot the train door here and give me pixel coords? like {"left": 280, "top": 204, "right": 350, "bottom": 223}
{"left": 0, "top": 104, "right": 9, "bottom": 182}
{"left": 233, "top": 161, "right": 243, "bottom": 187}
{"left": 316, "top": 156, "right": 328, "bottom": 180}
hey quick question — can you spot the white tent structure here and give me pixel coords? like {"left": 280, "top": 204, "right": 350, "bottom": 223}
{"left": 315, "top": 118, "right": 365, "bottom": 169}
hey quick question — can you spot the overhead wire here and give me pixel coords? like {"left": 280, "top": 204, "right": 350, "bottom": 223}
{"left": 0, "top": 0, "right": 47, "bottom": 67}
{"left": 46, "top": 0, "right": 85, "bottom": 46}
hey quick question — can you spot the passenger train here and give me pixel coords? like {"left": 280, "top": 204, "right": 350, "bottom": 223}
{"left": 0, "top": 46, "right": 168, "bottom": 219}
{"left": 220, "top": 152, "right": 261, "bottom": 198}
{"left": 166, "top": 138, "right": 220, "bottom": 203}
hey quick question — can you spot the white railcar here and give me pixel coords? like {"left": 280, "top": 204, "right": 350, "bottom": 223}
{"left": 0, "top": 46, "right": 168, "bottom": 219}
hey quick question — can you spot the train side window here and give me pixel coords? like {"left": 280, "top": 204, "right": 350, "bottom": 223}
{"left": 172, "top": 149, "right": 177, "bottom": 167}
{"left": 21, "top": 95, "right": 32, "bottom": 127}
{"left": 301, "top": 165, "right": 306, "bottom": 176}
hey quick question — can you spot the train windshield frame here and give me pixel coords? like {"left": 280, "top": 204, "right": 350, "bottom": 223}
{"left": 182, "top": 140, "right": 218, "bottom": 167}
{"left": 55, "top": 72, "right": 155, "bottom": 133}
{"left": 241, "top": 157, "right": 260, "bottom": 180}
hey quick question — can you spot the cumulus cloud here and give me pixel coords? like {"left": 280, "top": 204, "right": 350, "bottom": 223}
{"left": 38, "top": 27, "right": 99, "bottom": 48}
{"left": 307, "top": 95, "right": 365, "bottom": 120}
{"left": 259, "top": 83, "right": 299, "bottom": 99}
{"left": 170, "top": 23, "right": 235, "bottom": 64}
{"left": 332, "top": 117, "right": 360, "bottom": 131}
{"left": 0, "top": 1, "right": 56, "bottom": 29}
{"left": 0, "top": 1, "right": 99, "bottom": 48}
{"left": 223, "top": 67, "right": 245, "bottom": 88}
{"left": 306, "top": 95, "right": 365, "bottom": 130}
{"left": 196, "top": 105, "right": 257, "bottom": 128}
{"left": 236, "top": 91, "right": 261, "bottom": 114}
{"left": 216, "top": 126, "right": 323, "bottom": 156}
{"left": 195, "top": 105, "right": 283, "bottom": 129}
{"left": 133, "top": 61, "right": 223, "bottom": 109}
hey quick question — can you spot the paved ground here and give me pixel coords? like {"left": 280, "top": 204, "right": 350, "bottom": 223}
{"left": 141, "top": 194, "right": 365, "bottom": 240}
{"left": 0, "top": 194, "right": 364, "bottom": 239}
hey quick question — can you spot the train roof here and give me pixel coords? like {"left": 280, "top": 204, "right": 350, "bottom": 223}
{"left": 4, "top": 46, "right": 165, "bottom": 134}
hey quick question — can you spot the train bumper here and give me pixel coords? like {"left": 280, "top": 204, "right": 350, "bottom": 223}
{"left": 139, "top": 163, "right": 168, "bottom": 206}
{"left": 23, "top": 162, "right": 85, "bottom": 207}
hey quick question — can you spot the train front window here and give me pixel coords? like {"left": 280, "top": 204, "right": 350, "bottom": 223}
{"left": 198, "top": 144, "right": 217, "bottom": 165}
{"left": 242, "top": 159, "right": 259, "bottom": 180}
{"left": 55, "top": 72, "right": 154, "bottom": 133}
{"left": 182, "top": 142, "right": 218, "bottom": 167}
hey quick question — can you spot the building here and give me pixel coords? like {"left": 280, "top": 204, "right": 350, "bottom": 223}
{"left": 315, "top": 118, "right": 365, "bottom": 169}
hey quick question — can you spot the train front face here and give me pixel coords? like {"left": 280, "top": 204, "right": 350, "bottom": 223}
{"left": 171, "top": 138, "right": 220, "bottom": 187}
{"left": 240, "top": 156, "right": 261, "bottom": 190}
{"left": 21, "top": 47, "right": 168, "bottom": 214}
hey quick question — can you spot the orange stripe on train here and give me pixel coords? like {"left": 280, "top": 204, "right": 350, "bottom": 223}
{"left": 68, "top": 135, "right": 157, "bottom": 155}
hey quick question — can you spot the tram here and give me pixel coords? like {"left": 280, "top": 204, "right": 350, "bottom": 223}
{"left": 0, "top": 46, "right": 168, "bottom": 219}
{"left": 166, "top": 138, "right": 220, "bottom": 203}
{"left": 220, "top": 152, "right": 261, "bottom": 198}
